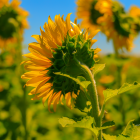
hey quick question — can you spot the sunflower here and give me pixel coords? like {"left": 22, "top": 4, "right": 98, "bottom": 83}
{"left": 0, "top": 0, "right": 29, "bottom": 49}
{"left": 76, "top": 0, "right": 136, "bottom": 52}
{"left": 21, "top": 13, "right": 101, "bottom": 112}
{"left": 129, "top": 6, "right": 140, "bottom": 33}
{"left": 76, "top": 0, "right": 112, "bottom": 30}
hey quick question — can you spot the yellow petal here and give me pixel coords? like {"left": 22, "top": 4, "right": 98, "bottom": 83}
{"left": 52, "top": 91, "right": 61, "bottom": 112}
{"left": 21, "top": 71, "right": 42, "bottom": 79}
{"left": 42, "top": 89, "right": 53, "bottom": 106}
{"left": 48, "top": 91, "right": 56, "bottom": 113}
{"left": 65, "top": 92, "right": 72, "bottom": 108}
{"left": 70, "top": 21, "right": 81, "bottom": 35}
{"left": 35, "top": 77, "right": 50, "bottom": 94}
{"left": 29, "top": 42, "right": 53, "bottom": 58}
{"left": 26, "top": 76, "right": 47, "bottom": 87}
{"left": 24, "top": 64, "right": 45, "bottom": 71}
{"left": 88, "top": 30, "right": 100, "bottom": 39}
{"left": 94, "top": 48, "right": 101, "bottom": 54}
{"left": 66, "top": 13, "right": 72, "bottom": 31}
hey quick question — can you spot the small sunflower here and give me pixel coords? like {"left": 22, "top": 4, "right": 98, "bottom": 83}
{"left": 21, "top": 13, "right": 101, "bottom": 112}
{"left": 0, "top": 0, "right": 29, "bottom": 48}
{"left": 76, "top": 0, "right": 136, "bottom": 52}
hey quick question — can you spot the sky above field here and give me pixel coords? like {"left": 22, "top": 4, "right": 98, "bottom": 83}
{"left": 19, "top": 0, "right": 140, "bottom": 54}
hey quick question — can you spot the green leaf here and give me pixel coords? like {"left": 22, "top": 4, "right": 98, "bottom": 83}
{"left": 116, "top": 135, "right": 135, "bottom": 140}
{"left": 122, "top": 120, "right": 140, "bottom": 140}
{"left": 103, "top": 120, "right": 140, "bottom": 140}
{"left": 92, "top": 64, "right": 105, "bottom": 75}
{"left": 99, "top": 121, "right": 115, "bottom": 130}
{"left": 59, "top": 117, "right": 75, "bottom": 127}
{"left": 103, "top": 82, "right": 140, "bottom": 103}
{"left": 75, "top": 90, "right": 92, "bottom": 113}
{"left": 103, "top": 133, "right": 116, "bottom": 140}
{"left": 54, "top": 72, "right": 91, "bottom": 89}
{"left": 103, "top": 134, "right": 135, "bottom": 140}
{"left": 59, "top": 116, "right": 98, "bottom": 136}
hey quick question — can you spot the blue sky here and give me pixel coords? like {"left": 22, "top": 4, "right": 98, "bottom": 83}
{"left": 20, "top": 0, "right": 140, "bottom": 54}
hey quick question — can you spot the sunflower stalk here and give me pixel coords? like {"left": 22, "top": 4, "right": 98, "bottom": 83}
{"left": 16, "top": 27, "right": 27, "bottom": 140}
{"left": 74, "top": 58, "right": 102, "bottom": 140}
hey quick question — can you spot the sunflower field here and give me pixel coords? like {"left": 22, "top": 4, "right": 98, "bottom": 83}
{"left": 1, "top": 0, "right": 140, "bottom": 140}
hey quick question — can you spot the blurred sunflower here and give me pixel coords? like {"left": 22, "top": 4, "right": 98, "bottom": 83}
{"left": 21, "top": 13, "right": 101, "bottom": 112}
{"left": 76, "top": 0, "right": 136, "bottom": 52}
{"left": 129, "top": 6, "right": 140, "bottom": 33}
{"left": 0, "top": 0, "right": 29, "bottom": 49}
{"left": 76, "top": 0, "right": 112, "bottom": 30}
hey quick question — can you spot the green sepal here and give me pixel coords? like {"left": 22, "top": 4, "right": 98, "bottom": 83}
{"left": 103, "top": 82, "right": 140, "bottom": 103}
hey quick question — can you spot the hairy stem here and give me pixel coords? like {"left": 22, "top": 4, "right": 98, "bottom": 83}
{"left": 75, "top": 60, "right": 102, "bottom": 139}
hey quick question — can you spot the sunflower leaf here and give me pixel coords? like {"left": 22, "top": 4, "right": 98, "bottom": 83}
{"left": 103, "top": 82, "right": 140, "bottom": 103}
{"left": 54, "top": 72, "right": 91, "bottom": 89}
{"left": 92, "top": 64, "right": 105, "bottom": 75}
{"left": 75, "top": 90, "right": 92, "bottom": 113}
{"left": 99, "top": 121, "right": 115, "bottom": 130}
{"left": 122, "top": 120, "right": 140, "bottom": 139}
{"left": 102, "top": 133, "right": 116, "bottom": 140}
{"left": 59, "top": 116, "right": 98, "bottom": 136}
{"left": 103, "top": 133, "right": 135, "bottom": 140}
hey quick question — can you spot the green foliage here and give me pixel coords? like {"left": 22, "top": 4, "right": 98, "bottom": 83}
{"left": 103, "top": 120, "right": 140, "bottom": 140}
{"left": 104, "top": 54, "right": 131, "bottom": 66}
{"left": 74, "top": 90, "right": 92, "bottom": 113}
{"left": 101, "top": 121, "right": 115, "bottom": 130}
{"left": 92, "top": 64, "right": 105, "bottom": 75}
{"left": 59, "top": 116, "right": 98, "bottom": 136}
{"left": 122, "top": 120, "right": 140, "bottom": 139}
{"left": 54, "top": 72, "right": 91, "bottom": 91}
{"left": 103, "top": 82, "right": 140, "bottom": 103}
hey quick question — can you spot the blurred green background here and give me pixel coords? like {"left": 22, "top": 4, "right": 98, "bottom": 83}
{"left": 0, "top": 0, "right": 140, "bottom": 140}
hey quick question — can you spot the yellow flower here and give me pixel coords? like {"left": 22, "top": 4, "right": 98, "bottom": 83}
{"left": 0, "top": 0, "right": 29, "bottom": 48}
{"left": 76, "top": 0, "right": 136, "bottom": 51}
{"left": 76, "top": 0, "right": 112, "bottom": 30}
{"left": 21, "top": 13, "right": 100, "bottom": 112}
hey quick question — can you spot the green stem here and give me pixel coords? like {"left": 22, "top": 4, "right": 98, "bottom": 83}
{"left": 113, "top": 40, "right": 125, "bottom": 126}
{"left": 75, "top": 60, "right": 102, "bottom": 140}
{"left": 16, "top": 30, "right": 27, "bottom": 140}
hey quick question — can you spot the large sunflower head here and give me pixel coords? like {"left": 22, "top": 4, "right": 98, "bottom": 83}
{"left": 21, "top": 13, "right": 101, "bottom": 112}
{"left": 0, "top": 0, "right": 29, "bottom": 48}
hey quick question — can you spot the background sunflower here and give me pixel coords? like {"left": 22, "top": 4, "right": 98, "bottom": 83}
{"left": 0, "top": 0, "right": 29, "bottom": 49}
